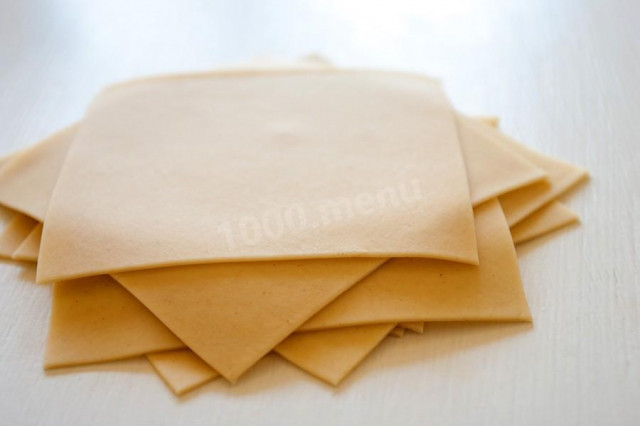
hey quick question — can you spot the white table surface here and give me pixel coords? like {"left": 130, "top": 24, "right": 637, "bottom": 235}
{"left": 1, "top": 0, "right": 638, "bottom": 425}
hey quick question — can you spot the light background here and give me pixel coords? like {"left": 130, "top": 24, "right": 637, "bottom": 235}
{"left": 0, "top": 0, "right": 638, "bottom": 425}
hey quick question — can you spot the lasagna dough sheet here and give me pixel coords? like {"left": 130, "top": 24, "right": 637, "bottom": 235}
{"left": 12, "top": 222, "right": 42, "bottom": 261}
{"left": 0, "top": 114, "right": 544, "bottom": 222}
{"left": 0, "top": 125, "right": 76, "bottom": 222}
{"left": 147, "top": 350, "right": 219, "bottom": 396}
{"left": 0, "top": 213, "right": 38, "bottom": 258}
{"left": 511, "top": 201, "right": 579, "bottom": 244}
{"left": 44, "top": 198, "right": 577, "bottom": 392}
{"left": 148, "top": 323, "right": 395, "bottom": 392}
{"left": 0, "top": 114, "right": 557, "bottom": 265}
{"left": 0, "top": 61, "right": 588, "bottom": 395}
{"left": 401, "top": 322, "right": 425, "bottom": 333}
{"left": 38, "top": 70, "right": 478, "bottom": 282}
{"left": 0, "top": 101, "right": 576, "bottom": 388}
{"left": 108, "top": 134, "right": 542, "bottom": 383}
{"left": 3, "top": 199, "right": 577, "bottom": 264}
{"left": 463, "top": 120, "right": 589, "bottom": 226}
{"left": 389, "top": 326, "right": 406, "bottom": 338}
{"left": 44, "top": 275, "right": 184, "bottom": 369}
{"left": 41, "top": 198, "right": 576, "bottom": 392}
{"left": 24, "top": 123, "right": 566, "bottom": 384}
{"left": 300, "top": 199, "right": 531, "bottom": 331}
{"left": 44, "top": 273, "right": 390, "bottom": 392}
{"left": 457, "top": 114, "right": 546, "bottom": 205}
{"left": 44, "top": 200, "right": 527, "bottom": 385}
{"left": 274, "top": 324, "right": 395, "bottom": 385}
{"left": 31, "top": 123, "right": 564, "bottom": 377}
{"left": 113, "top": 258, "right": 385, "bottom": 383}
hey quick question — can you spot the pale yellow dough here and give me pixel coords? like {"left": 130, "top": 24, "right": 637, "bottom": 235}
{"left": 0, "top": 125, "right": 76, "bottom": 222}
{"left": 41, "top": 196, "right": 576, "bottom": 392}
{"left": 0, "top": 213, "right": 38, "bottom": 258}
{"left": 389, "top": 326, "right": 406, "bottom": 338}
{"left": 511, "top": 201, "right": 579, "bottom": 244}
{"left": 0, "top": 62, "right": 588, "bottom": 395}
{"left": 464, "top": 120, "right": 589, "bottom": 226}
{"left": 44, "top": 272, "right": 393, "bottom": 392}
{"left": 45, "top": 198, "right": 529, "bottom": 389}
{"left": 4, "top": 200, "right": 578, "bottom": 264}
{"left": 274, "top": 324, "right": 395, "bottom": 385}
{"left": 401, "top": 322, "right": 425, "bottom": 333}
{"left": 44, "top": 275, "right": 184, "bottom": 369}
{"left": 12, "top": 222, "right": 42, "bottom": 261}
{"left": 458, "top": 114, "right": 546, "bottom": 205}
{"left": 149, "top": 323, "right": 394, "bottom": 391}
{"left": 27, "top": 115, "right": 560, "bottom": 377}
{"left": 111, "top": 142, "right": 540, "bottom": 383}
{"left": 18, "top": 83, "right": 549, "bottom": 384}
{"left": 0, "top": 91, "right": 580, "bottom": 392}
{"left": 300, "top": 199, "right": 531, "bottom": 331}
{"left": 147, "top": 350, "right": 219, "bottom": 395}
{"left": 38, "top": 70, "right": 479, "bottom": 282}
{"left": 2, "top": 113, "right": 553, "bottom": 385}
{"left": 113, "top": 258, "right": 383, "bottom": 383}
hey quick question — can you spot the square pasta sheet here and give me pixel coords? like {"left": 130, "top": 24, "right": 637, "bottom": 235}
{"left": 0, "top": 71, "right": 587, "bottom": 393}
{"left": 37, "top": 70, "right": 479, "bottom": 282}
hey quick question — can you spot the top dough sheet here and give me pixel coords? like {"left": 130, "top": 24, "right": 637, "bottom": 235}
{"left": 38, "top": 70, "right": 476, "bottom": 282}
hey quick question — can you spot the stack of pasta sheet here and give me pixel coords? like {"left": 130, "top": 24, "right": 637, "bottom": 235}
{"left": 0, "top": 63, "right": 588, "bottom": 396}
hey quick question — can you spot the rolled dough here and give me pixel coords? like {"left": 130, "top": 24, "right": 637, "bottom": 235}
{"left": 300, "top": 198, "right": 531, "bottom": 330}
{"left": 0, "top": 213, "right": 38, "bottom": 258}
{"left": 389, "top": 327, "right": 406, "bottom": 338}
{"left": 0, "top": 94, "right": 580, "bottom": 390}
{"left": 511, "top": 201, "right": 579, "bottom": 244}
{"left": 38, "top": 70, "right": 478, "bottom": 282}
{"left": 12, "top": 222, "right": 42, "bottom": 261}
{"left": 463, "top": 120, "right": 589, "bottom": 226}
{"left": 44, "top": 275, "right": 184, "bottom": 369}
{"left": 147, "top": 350, "right": 219, "bottom": 396}
{"left": 0, "top": 125, "right": 76, "bottom": 222}
{"left": 113, "top": 258, "right": 385, "bottom": 383}
{"left": 274, "top": 323, "right": 395, "bottom": 385}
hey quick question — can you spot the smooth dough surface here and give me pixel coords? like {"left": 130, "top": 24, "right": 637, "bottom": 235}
{"left": 4, "top": 200, "right": 578, "bottom": 263}
{"left": 40, "top": 199, "right": 575, "bottom": 391}
{"left": 6, "top": 115, "right": 552, "bottom": 384}
{"left": 0, "top": 113, "right": 543, "bottom": 221}
{"left": 389, "top": 326, "right": 406, "bottom": 338}
{"left": 44, "top": 275, "right": 184, "bottom": 369}
{"left": 147, "top": 350, "right": 219, "bottom": 395}
{"left": 38, "top": 70, "right": 478, "bottom": 282}
{"left": 111, "top": 189, "right": 532, "bottom": 383}
{"left": 46, "top": 274, "right": 393, "bottom": 393}
{"left": 0, "top": 109, "right": 576, "bottom": 386}
{"left": 511, "top": 201, "right": 579, "bottom": 244}
{"left": 113, "top": 258, "right": 385, "bottom": 383}
{"left": 12, "top": 222, "right": 42, "bottom": 261}
{"left": 274, "top": 324, "right": 395, "bottom": 385}
{"left": 458, "top": 114, "right": 546, "bottom": 205}
{"left": 46, "top": 202, "right": 530, "bottom": 387}
{"left": 26, "top": 115, "right": 556, "bottom": 380}
{"left": 0, "top": 213, "right": 38, "bottom": 258}
{"left": 0, "top": 125, "right": 76, "bottom": 222}
{"left": 148, "top": 323, "right": 394, "bottom": 393}
{"left": 464, "top": 120, "right": 589, "bottom": 226}
{"left": 300, "top": 199, "right": 531, "bottom": 330}
{"left": 44, "top": 195, "right": 573, "bottom": 393}
{"left": 0, "top": 112, "right": 552, "bottom": 265}
{"left": 0, "top": 64, "right": 587, "bottom": 394}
